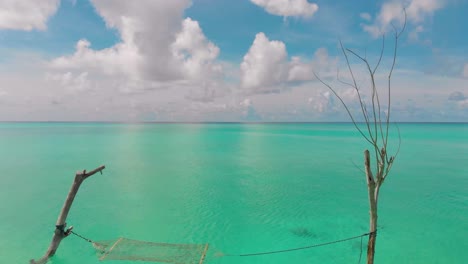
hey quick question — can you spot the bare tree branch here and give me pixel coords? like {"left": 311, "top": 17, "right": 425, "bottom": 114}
{"left": 314, "top": 9, "right": 406, "bottom": 264}
{"left": 373, "top": 35, "right": 385, "bottom": 75}
{"left": 385, "top": 9, "right": 406, "bottom": 153}
{"left": 313, "top": 72, "right": 374, "bottom": 145}
{"left": 339, "top": 40, "right": 375, "bottom": 143}
{"left": 31, "top": 165, "right": 106, "bottom": 264}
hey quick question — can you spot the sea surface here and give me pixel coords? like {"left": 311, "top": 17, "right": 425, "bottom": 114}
{"left": 0, "top": 123, "right": 466, "bottom": 264}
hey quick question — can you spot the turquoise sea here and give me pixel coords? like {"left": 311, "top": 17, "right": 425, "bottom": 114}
{"left": 0, "top": 123, "right": 466, "bottom": 264}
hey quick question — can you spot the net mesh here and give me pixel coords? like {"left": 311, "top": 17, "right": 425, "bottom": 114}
{"left": 93, "top": 238, "right": 209, "bottom": 263}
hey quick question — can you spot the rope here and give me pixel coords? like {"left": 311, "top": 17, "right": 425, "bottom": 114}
{"left": 70, "top": 230, "right": 96, "bottom": 244}
{"left": 224, "top": 231, "right": 375, "bottom": 257}
{"left": 357, "top": 234, "right": 364, "bottom": 264}
{"left": 70, "top": 227, "right": 376, "bottom": 260}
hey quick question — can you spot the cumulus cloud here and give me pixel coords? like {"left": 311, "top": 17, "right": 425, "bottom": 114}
{"left": 172, "top": 18, "right": 222, "bottom": 81}
{"left": 239, "top": 98, "right": 261, "bottom": 120}
{"left": 184, "top": 81, "right": 232, "bottom": 103}
{"left": 2, "top": 0, "right": 466, "bottom": 122}
{"left": 0, "top": 0, "right": 231, "bottom": 121}
{"left": 241, "top": 33, "right": 288, "bottom": 92}
{"left": 50, "top": 39, "right": 142, "bottom": 80}
{"left": 48, "top": 0, "right": 222, "bottom": 94}
{"left": 45, "top": 71, "right": 92, "bottom": 92}
{"left": 241, "top": 33, "right": 336, "bottom": 93}
{"left": 0, "top": 0, "right": 59, "bottom": 30}
{"left": 288, "top": 48, "right": 337, "bottom": 81}
{"left": 308, "top": 91, "right": 332, "bottom": 113}
{"left": 250, "top": 0, "right": 318, "bottom": 18}
{"left": 362, "top": 0, "right": 445, "bottom": 37}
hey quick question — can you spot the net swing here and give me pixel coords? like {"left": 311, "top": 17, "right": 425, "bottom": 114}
{"left": 71, "top": 231, "right": 209, "bottom": 264}
{"left": 70, "top": 227, "right": 372, "bottom": 263}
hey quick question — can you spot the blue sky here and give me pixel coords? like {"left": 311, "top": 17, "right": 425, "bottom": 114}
{"left": 0, "top": 0, "right": 467, "bottom": 122}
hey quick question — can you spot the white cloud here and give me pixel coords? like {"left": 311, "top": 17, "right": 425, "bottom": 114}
{"left": 308, "top": 91, "right": 332, "bottom": 113}
{"left": 240, "top": 98, "right": 253, "bottom": 107}
{"left": 45, "top": 71, "right": 92, "bottom": 92}
{"left": 0, "top": 0, "right": 59, "bottom": 30}
{"left": 49, "top": 0, "right": 222, "bottom": 93}
{"left": 239, "top": 98, "right": 261, "bottom": 120}
{"left": 1, "top": 57, "right": 468, "bottom": 122}
{"left": 363, "top": 0, "right": 445, "bottom": 37}
{"left": 1, "top": 0, "right": 466, "bottom": 122}
{"left": 406, "top": 0, "right": 444, "bottom": 23}
{"left": 288, "top": 56, "right": 312, "bottom": 81}
{"left": 288, "top": 47, "right": 337, "bottom": 81}
{"left": 250, "top": 0, "right": 318, "bottom": 18}
{"left": 50, "top": 38, "right": 142, "bottom": 80}
{"left": 0, "top": 0, "right": 233, "bottom": 122}
{"left": 240, "top": 33, "right": 288, "bottom": 92}
{"left": 172, "top": 18, "right": 222, "bottom": 81}
{"left": 51, "top": 0, "right": 190, "bottom": 81}
{"left": 184, "top": 80, "right": 232, "bottom": 103}
{"left": 241, "top": 33, "right": 336, "bottom": 93}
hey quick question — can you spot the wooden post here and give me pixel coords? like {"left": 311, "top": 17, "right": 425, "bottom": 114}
{"left": 30, "top": 165, "right": 105, "bottom": 264}
{"left": 364, "top": 150, "right": 382, "bottom": 264}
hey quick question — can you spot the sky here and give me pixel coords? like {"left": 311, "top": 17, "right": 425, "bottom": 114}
{"left": 0, "top": 0, "right": 467, "bottom": 122}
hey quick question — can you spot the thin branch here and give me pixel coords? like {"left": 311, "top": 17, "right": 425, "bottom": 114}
{"left": 336, "top": 69, "right": 372, "bottom": 123}
{"left": 81, "top": 165, "right": 105, "bottom": 180}
{"left": 345, "top": 49, "right": 382, "bottom": 140}
{"left": 385, "top": 9, "right": 406, "bottom": 152}
{"left": 372, "top": 34, "right": 385, "bottom": 75}
{"left": 364, "top": 150, "right": 375, "bottom": 184}
{"left": 393, "top": 122, "right": 402, "bottom": 159}
{"left": 336, "top": 68, "right": 356, "bottom": 89}
{"left": 397, "top": 8, "right": 407, "bottom": 38}
{"left": 313, "top": 72, "right": 373, "bottom": 145}
{"left": 350, "top": 158, "right": 366, "bottom": 174}
{"left": 383, "top": 123, "right": 401, "bottom": 179}
{"left": 346, "top": 48, "right": 383, "bottom": 171}
{"left": 372, "top": 35, "right": 388, "bottom": 149}
{"left": 340, "top": 41, "right": 374, "bottom": 143}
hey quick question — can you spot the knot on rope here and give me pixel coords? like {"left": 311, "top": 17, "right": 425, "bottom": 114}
{"left": 55, "top": 224, "right": 73, "bottom": 237}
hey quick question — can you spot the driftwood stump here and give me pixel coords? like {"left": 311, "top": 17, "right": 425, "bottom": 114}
{"left": 31, "top": 165, "right": 105, "bottom": 264}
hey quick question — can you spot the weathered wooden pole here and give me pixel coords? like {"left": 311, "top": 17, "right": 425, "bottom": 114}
{"left": 364, "top": 150, "right": 378, "bottom": 264}
{"left": 31, "top": 165, "right": 105, "bottom": 264}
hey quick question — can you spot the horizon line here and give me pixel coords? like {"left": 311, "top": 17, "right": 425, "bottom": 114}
{"left": 0, "top": 121, "right": 466, "bottom": 124}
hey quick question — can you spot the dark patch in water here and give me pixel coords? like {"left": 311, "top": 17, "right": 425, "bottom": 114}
{"left": 290, "top": 227, "right": 317, "bottom": 238}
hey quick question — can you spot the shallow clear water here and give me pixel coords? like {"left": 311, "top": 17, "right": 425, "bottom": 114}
{"left": 0, "top": 123, "right": 466, "bottom": 264}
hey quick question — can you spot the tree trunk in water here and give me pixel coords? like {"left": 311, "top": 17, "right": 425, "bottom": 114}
{"left": 364, "top": 150, "right": 379, "bottom": 264}
{"left": 367, "top": 187, "right": 378, "bottom": 264}
{"left": 31, "top": 165, "right": 105, "bottom": 264}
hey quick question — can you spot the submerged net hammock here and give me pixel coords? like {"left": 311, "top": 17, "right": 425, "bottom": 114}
{"left": 69, "top": 229, "right": 373, "bottom": 263}
{"left": 91, "top": 238, "right": 209, "bottom": 263}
